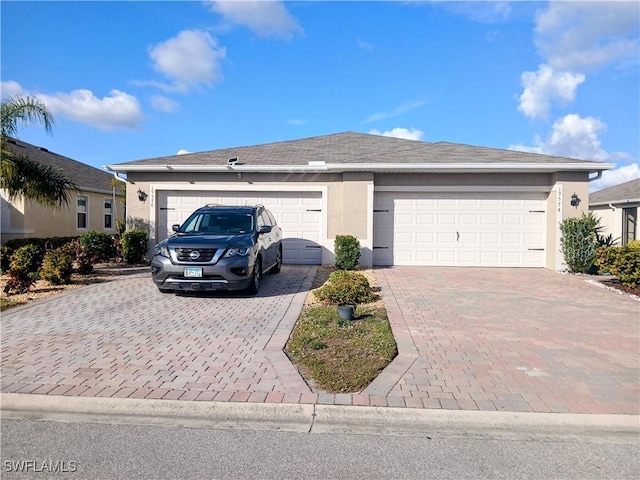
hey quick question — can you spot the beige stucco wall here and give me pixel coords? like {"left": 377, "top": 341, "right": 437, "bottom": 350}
{"left": 1, "top": 190, "right": 125, "bottom": 244}
{"left": 546, "top": 171, "right": 591, "bottom": 270}
{"left": 590, "top": 205, "right": 617, "bottom": 238}
{"left": 124, "top": 169, "right": 595, "bottom": 270}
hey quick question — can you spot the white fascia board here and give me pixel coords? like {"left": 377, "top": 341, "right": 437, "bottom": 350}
{"left": 106, "top": 162, "right": 615, "bottom": 174}
{"left": 590, "top": 198, "right": 640, "bottom": 207}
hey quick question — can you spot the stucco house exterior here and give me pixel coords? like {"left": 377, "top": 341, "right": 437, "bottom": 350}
{"left": 1, "top": 138, "right": 126, "bottom": 244}
{"left": 107, "top": 132, "right": 613, "bottom": 270}
{"left": 589, "top": 178, "right": 639, "bottom": 245}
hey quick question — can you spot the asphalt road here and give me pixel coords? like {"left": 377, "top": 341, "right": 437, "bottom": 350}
{"left": 2, "top": 419, "right": 638, "bottom": 480}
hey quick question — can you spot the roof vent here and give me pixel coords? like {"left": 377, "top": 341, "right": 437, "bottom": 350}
{"left": 228, "top": 157, "right": 238, "bottom": 165}
{"left": 37, "top": 147, "right": 49, "bottom": 152}
{"left": 7, "top": 138, "right": 17, "bottom": 145}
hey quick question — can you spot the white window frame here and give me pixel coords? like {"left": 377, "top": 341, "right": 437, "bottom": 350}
{"left": 77, "top": 195, "right": 88, "bottom": 230}
{"left": 104, "top": 197, "right": 114, "bottom": 230}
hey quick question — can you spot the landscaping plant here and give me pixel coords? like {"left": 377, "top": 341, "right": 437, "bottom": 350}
{"left": 79, "top": 230, "right": 116, "bottom": 263}
{"left": 121, "top": 229, "right": 149, "bottom": 264}
{"left": 596, "top": 242, "right": 640, "bottom": 288}
{"left": 314, "top": 270, "right": 375, "bottom": 305}
{"left": 334, "top": 234, "right": 361, "bottom": 270}
{"left": 40, "top": 243, "right": 75, "bottom": 285}
{"left": 559, "top": 212, "right": 601, "bottom": 273}
{"left": 4, "top": 244, "right": 42, "bottom": 294}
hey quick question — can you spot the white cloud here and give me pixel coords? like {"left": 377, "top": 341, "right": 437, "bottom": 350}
{"left": 205, "top": 1, "right": 301, "bottom": 39}
{"left": 357, "top": 39, "right": 373, "bottom": 51}
{"left": 369, "top": 128, "right": 424, "bottom": 141}
{"left": 364, "top": 100, "right": 428, "bottom": 124}
{"left": 177, "top": 149, "right": 191, "bottom": 155}
{"left": 509, "top": 114, "right": 608, "bottom": 161}
{"left": 589, "top": 163, "right": 640, "bottom": 192}
{"left": 518, "top": 64, "right": 585, "bottom": 120}
{"left": 535, "top": 1, "right": 639, "bottom": 71}
{"left": 0, "top": 80, "right": 23, "bottom": 99}
{"left": 147, "top": 30, "right": 226, "bottom": 92}
{"left": 150, "top": 95, "right": 179, "bottom": 113}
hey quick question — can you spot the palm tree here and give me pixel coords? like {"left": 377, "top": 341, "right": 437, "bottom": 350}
{"left": 1, "top": 94, "right": 78, "bottom": 207}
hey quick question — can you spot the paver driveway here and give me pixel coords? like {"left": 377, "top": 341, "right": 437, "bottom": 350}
{"left": 1, "top": 266, "right": 316, "bottom": 403}
{"left": 2, "top": 265, "right": 638, "bottom": 414}
{"left": 367, "top": 267, "right": 639, "bottom": 414}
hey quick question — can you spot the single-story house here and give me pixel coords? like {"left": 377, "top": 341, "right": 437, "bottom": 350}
{"left": 107, "top": 131, "right": 613, "bottom": 270}
{"left": 1, "top": 138, "right": 126, "bottom": 244}
{"left": 589, "top": 178, "right": 639, "bottom": 245}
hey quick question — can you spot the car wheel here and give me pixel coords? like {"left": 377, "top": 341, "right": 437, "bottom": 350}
{"left": 271, "top": 245, "right": 282, "bottom": 274}
{"left": 246, "top": 258, "right": 262, "bottom": 295}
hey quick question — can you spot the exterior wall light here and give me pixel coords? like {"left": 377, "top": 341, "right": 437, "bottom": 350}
{"left": 570, "top": 192, "right": 581, "bottom": 208}
{"left": 137, "top": 189, "right": 148, "bottom": 202}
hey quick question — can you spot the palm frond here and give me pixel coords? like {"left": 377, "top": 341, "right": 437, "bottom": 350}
{"left": 1, "top": 95, "right": 55, "bottom": 139}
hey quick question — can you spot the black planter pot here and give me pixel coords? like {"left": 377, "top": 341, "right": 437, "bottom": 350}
{"left": 337, "top": 304, "right": 355, "bottom": 320}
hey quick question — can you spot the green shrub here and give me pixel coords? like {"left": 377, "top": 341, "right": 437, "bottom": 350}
{"left": 560, "top": 212, "right": 600, "bottom": 273}
{"left": 627, "top": 240, "right": 640, "bottom": 250}
{"left": 4, "top": 245, "right": 42, "bottom": 294}
{"left": 334, "top": 235, "right": 361, "bottom": 270}
{"left": 597, "top": 245, "right": 640, "bottom": 288}
{"left": 121, "top": 229, "right": 149, "bottom": 264}
{"left": 74, "top": 239, "right": 94, "bottom": 275}
{"left": 41, "top": 243, "right": 75, "bottom": 285}
{"left": 314, "top": 270, "right": 375, "bottom": 305}
{"left": 79, "top": 231, "right": 116, "bottom": 263}
{"left": 1, "top": 236, "right": 77, "bottom": 273}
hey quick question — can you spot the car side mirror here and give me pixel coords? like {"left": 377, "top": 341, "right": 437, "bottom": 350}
{"left": 257, "top": 225, "right": 272, "bottom": 234}
{"left": 172, "top": 224, "right": 180, "bottom": 232}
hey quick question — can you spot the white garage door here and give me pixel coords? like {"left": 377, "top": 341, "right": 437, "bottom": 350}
{"left": 157, "top": 190, "right": 323, "bottom": 264}
{"left": 373, "top": 192, "right": 546, "bottom": 267}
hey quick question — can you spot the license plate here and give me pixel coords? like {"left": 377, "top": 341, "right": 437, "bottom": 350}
{"left": 183, "top": 267, "right": 203, "bottom": 278}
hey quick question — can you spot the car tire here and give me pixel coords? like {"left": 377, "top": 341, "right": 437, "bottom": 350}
{"left": 246, "top": 257, "right": 262, "bottom": 295}
{"left": 271, "top": 245, "right": 282, "bottom": 274}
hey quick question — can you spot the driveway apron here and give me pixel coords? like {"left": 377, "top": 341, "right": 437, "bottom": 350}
{"left": 1, "top": 266, "right": 316, "bottom": 403}
{"left": 368, "top": 267, "right": 639, "bottom": 414}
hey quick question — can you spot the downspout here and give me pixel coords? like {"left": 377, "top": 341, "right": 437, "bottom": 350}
{"left": 110, "top": 172, "right": 127, "bottom": 232}
{"left": 589, "top": 171, "right": 603, "bottom": 182}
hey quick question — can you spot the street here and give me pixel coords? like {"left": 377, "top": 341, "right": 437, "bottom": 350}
{"left": 2, "top": 418, "right": 638, "bottom": 479}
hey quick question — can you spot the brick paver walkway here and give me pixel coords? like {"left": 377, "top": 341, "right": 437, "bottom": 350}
{"left": 2, "top": 266, "right": 638, "bottom": 414}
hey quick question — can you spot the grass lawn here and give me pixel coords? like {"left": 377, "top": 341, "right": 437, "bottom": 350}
{"left": 285, "top": 301, "right": 397, "bottom": 393}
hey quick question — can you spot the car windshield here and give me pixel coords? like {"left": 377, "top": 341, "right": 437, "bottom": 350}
{"left": 180, "top": 213, "right": 254, "bottom": 235}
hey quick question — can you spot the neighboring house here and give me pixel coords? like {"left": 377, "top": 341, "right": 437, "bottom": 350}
{"left": 1, "top": 138, "right": 125, "bottom": 244}
{"left": 589, "top": 178, "right": 639, "bottom": 245}
{"left": 107, "top": 131, "right": 613, "bottom": 270}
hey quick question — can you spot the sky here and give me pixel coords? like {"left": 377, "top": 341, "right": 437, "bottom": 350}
{"left": 1, "top": 1, "right": 638, "bottom": 192}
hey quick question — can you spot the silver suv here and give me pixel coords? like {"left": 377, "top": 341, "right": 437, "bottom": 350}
{"left": 151, "top": 204, "right": 282, "bottom": 295}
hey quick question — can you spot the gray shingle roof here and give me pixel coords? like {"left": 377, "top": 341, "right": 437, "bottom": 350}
{"left": 4, "top": 137, "right": 123, "bottom": 195}
{"left": 590, "top": 178, "right": 640, "bottom": 205}
{"left": 112, "top": 131, "right": 605, "bottom": 168}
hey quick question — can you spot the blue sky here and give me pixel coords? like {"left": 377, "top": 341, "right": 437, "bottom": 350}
{"left": 1, "top": 1, "right": 638, "bottom": 191}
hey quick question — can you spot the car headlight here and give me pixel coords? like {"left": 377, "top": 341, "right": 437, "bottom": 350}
{"left": 224, "top": 247, "right": 250, "bottom": 257}
{"left": 154, "top": 244, "right": 170, "bottom": 258}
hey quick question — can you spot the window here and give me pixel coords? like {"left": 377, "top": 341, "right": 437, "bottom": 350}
{"left": 104, "top": 198, "right": 113, "bottom": 229}
{"left": 623, "top": 207, "right": 637, "bottom": 245}
{"left": 77, "top": 195, "right": 88, "bottom": 229}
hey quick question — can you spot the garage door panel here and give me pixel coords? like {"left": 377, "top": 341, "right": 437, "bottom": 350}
{"left": 373, "top": 191, "right": 546, "bottom": 267}
{"left": 158, "top": 190, "right": 322, "bottom": 264}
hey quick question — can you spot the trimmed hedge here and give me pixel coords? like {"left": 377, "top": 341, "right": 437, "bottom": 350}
{"left": 314, "top": 270, "right": 375, "bottom": 305}
{"left": 334, "top": 235, "right": 361, "bottom": 270}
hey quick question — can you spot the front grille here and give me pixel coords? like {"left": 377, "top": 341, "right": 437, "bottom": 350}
{"left": 174, "top": 248, "right": 217, "bottom": 262}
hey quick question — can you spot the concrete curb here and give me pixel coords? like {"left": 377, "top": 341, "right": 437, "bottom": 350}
{"left": 2, "top": 393, "right": 638, "bottom": 444}
{"left": 0, "top": 393, "right": 314, "bottom": 433}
